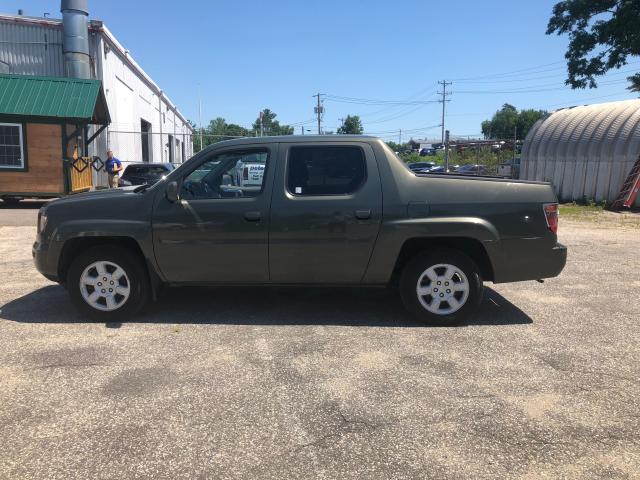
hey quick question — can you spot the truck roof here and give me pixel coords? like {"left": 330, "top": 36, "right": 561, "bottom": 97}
{"left": 206, "top": 135, "right": 380, "bottom": 148}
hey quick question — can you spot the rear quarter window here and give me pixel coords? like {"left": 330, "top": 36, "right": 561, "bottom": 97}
{"left": 287, "top": 146, "right": 366, "bottom": 196}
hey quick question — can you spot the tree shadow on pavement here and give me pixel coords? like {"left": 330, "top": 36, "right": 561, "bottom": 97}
{"left": 1, "top": 284, "right": 532, "bottom": 328}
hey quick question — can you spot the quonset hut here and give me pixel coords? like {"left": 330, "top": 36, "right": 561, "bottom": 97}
{"left": 520, "top": 99, "right": 640, "bottom": 207}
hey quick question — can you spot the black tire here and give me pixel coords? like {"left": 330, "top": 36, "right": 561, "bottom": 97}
{"left": 399, "top": 248, "right": 483, "bottom": 325}
{"left": 67, "top": 246, "right": 150, "bottom": 321}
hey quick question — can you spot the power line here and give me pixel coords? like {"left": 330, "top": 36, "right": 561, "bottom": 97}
{"left": 363, "top": 101, "right": 438, "bottom": 126}
{"left": 454, "top": 65, "right": 640, "bottom": 85}
{"left": 358, "top": 90, "right": 438, "bottom": 122}
{"left": 288, "top": 117, "right": 317, "bottom": 127}
{"left": 450, "top": 61, "right": 567, "bottom": 82}
{"left": 455, "top": 78, "right": 629, "bottom": 94}
{"left": 324, "top": 94, "right": 439, "bottom": 106}
{"left": 540, "top": 91, "right": 637, "bottom": 109}
{"left": 453, "top": 60, "right": 640, "bottom": 84}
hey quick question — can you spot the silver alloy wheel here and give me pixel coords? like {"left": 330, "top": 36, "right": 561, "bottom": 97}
{"left": 416, "top": 263, "right": 469, "bottom": 315}
{"left": 79, "top": 261, "right": 131, "bottom": 312}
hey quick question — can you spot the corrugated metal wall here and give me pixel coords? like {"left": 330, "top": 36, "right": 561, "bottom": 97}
{"left": 0, "top": 15, "right": 194, "bottom": 167}
{"left": 0, "top": 19, "right": 65, "bottom": 76}
{"left": 521, "top": 99, "right": 640, "bottom": 206}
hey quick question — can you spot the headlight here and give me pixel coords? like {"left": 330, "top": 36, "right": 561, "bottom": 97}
{"left": 37, "top": 210, "right": 48, "bottom": 234}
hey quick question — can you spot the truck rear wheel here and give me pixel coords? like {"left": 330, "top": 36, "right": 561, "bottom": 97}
{"left": 399, "top": 249, "right": 483, "bottom": 324}
{"left": 67, "top": 246, "right": 149, "bottom": 321}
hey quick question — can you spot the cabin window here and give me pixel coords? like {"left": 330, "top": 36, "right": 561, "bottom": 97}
{"left": 0, "top": 123, "right": 25, "bottom": 169}
{"left": 287, "top": 146, "right": 366, "bottom": 196}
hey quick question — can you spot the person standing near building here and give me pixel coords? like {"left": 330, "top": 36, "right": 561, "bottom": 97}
{"left": 105, "top": 150, "right": 123, "bottom": 188}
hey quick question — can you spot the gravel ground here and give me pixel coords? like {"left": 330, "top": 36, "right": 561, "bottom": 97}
{"left": 0, "top": 206, "right": 639, "bottom": 479}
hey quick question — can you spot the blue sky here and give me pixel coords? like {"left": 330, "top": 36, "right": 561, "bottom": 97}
{"left": 4, "top": 0, "right": 639, "bottom": 140}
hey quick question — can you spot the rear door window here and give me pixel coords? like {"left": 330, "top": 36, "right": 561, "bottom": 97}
{"left": 287, "top": 146, "right": 366, "bottom": 196}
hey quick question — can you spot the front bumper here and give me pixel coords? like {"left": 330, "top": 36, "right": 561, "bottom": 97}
{"left": 32, "top": 237, "right": 60, "bottom": 282}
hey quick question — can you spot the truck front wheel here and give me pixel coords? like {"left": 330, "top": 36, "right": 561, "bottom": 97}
{"left": 399, "top": 249, "right": 483, "bottom": 324}
{"left": 67, "top": 246, "right": 149, "bottom": 321}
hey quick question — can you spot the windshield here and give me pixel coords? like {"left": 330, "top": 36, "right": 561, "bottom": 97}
{"left": 124, "top": 165, "right": 169, "bottom": 175}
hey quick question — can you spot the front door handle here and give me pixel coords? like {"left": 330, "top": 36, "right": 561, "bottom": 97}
{"left": 244, "top": 211, "right": 262, "bottom": 222}
{"left": 355, "top": 209, "right": 372, "bottom": 220}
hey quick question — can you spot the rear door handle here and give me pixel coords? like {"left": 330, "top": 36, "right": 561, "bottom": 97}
{"left": 355, "top": 209, "right": 372, "bottom": 220}
{"left": 244, "top": 211, "right": 262, "bottom": 222}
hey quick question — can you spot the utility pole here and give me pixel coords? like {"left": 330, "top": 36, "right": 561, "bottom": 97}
{"left": 259, "top": 111, "right": 264, "bottom": 137}
{"left": 301, "top": 126, "right": 304, "bottom": 135}
{"left": 198, "top": 85, "right": 203, "bottom": 152}
{"left": 399, "top": 129, "right": 402, "bottom": 145}
{"left": 444, "top": 130, "right": 450, "bottom": 172}
{"left": 513, "top": 124, "right": 517, "bottom": 160}
{"left": 314, "top": 93, "right": 324, "bottom": 135}
{"left": 438, "top": 80, "right": 452, "bottom": 144}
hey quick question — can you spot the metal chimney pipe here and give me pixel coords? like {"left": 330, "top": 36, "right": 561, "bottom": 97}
{"left": 60, "top": 0, "right": 91, "bottom": 78}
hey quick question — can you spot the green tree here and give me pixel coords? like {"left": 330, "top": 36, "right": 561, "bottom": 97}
{"left": 518, "top": 109, "right": 547, "bottom": 138}
{"left": 337, "top": 115, "right": 364, "bottom": 134}
{"left": 482, "top": 104, "right": 547, "bottom": 139}
{"left": 546, "top": 0, "right": 640, "bottom": 92}
{"left": 191, "top": 117, "right": 250, "bottom": 153}
{"left": 252, "top": 109, "right": 294, "bottom": 136}
{"left": 481, "top": 104, "right": 518, "bottom": 139}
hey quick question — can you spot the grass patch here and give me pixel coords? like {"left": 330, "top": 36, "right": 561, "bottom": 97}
{"left": 559, "top": 202, "right": 604, "bottom": 218}
{"left": 559, "top": 202, "right": 640, "bottom": 228}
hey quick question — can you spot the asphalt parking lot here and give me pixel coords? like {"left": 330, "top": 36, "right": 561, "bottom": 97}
{"left": 0, "top": 204, "right": 639, "bottom": 479}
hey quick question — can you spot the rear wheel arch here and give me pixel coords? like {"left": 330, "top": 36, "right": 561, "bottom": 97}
{"left": 390, "top": 236, "right": 495, "bottom": 285}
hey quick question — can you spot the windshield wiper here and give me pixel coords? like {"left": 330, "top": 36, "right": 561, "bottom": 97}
{"left": 133, "top": 183, "right": 150, "bottom": 193}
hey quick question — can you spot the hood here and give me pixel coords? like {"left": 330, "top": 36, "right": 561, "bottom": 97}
{"left": 41, "top": 186, "right": 155, "bottom": 223}
{"left": 49, "top": 186, "right": 140, "bottom": 205}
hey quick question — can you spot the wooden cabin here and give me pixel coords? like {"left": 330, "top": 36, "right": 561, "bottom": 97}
{"left": 0, "top": 74, "right": 110, "bottom": 202}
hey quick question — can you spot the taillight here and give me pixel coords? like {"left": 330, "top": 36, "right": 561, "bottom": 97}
{"left": 243, "top": 167, "right": 248, "bottom": 180}
{"left": 543, "top": 203, "right": 558, "bottom": 234}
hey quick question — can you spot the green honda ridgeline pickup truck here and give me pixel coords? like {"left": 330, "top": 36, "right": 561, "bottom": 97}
{"left": 33, "top": 135, "right": 566, "bottom": 324}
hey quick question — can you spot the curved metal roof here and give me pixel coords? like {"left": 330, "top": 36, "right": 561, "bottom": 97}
{"left": 521, "top": 99, "right": 640, "bottom": 204}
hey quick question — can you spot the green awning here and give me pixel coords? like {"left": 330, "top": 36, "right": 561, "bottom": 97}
{"left": 0, "top": 74, "right": 110, "bottom": 125}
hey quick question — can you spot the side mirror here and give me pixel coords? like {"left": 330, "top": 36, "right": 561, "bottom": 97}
{"left": 166, "top": 181, "right": 179, "bottom": 203}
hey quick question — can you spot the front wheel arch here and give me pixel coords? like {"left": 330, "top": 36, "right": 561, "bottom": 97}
{"left": 67, "top": 245, "right": 150, "bottom": 320}
{"left": 58, "top": 236, "right": 147, "bottom": 284}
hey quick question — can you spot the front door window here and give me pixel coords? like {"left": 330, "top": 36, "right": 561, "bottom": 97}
{"left": 181, "top": 150, "right": 268, "bottom": 200}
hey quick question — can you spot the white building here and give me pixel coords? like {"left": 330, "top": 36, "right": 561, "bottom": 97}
{"left": 0, "top": 7, "right": 193, "bottom": 181}
{"left": 521, "top": 99, "right": 640, "bottom": 206}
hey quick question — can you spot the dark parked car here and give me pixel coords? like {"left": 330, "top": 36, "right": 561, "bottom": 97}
{"left": 407, "top": 162, "right": 436, "bottom": 172}
{"left": 34, "top": 136, "right": 566, "bottom": 324}
{"left": 455, "top": 164, "right": 491, "bottom": 176}
{"left": 419, "top": 148, "right": 437, "bottom": 156}
{"left": 119, "top": 163, "right": 175, "bottom": 186}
